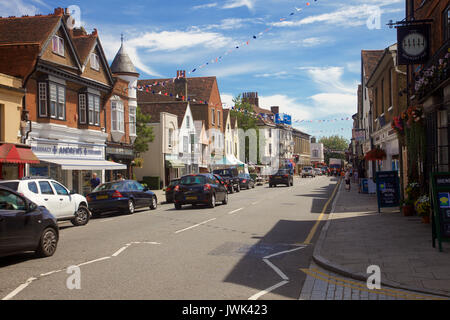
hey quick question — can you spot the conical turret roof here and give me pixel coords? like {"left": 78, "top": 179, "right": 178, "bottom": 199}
{"left": 110, "top": 41, "right": 139, "bottom": 76}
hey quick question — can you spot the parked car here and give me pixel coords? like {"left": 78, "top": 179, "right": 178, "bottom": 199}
{"left": 239, "top": 173, "right": 255, "bottom": 189}
{"left": 0, "top": 186, "right": 59, "bottom": 258}
{"left": 0, "top": 177, "right": 90, "bottom": 226}
{"left": 165, "top": 179, "right": 180, "bottom": 203}
{"left": 213, "top": 167, "right": 240, "bottom": 193}
{"left": 314, "top": 168, "right": 322, "bottom": 176}
{"left": 255, "top": 175, "right": 265, "bottom": 186}
{"left": 173, "top": 174, "right": 228, "bottom": 209}
{"left": 301, "top": 166, "right": 316, "bottom": 178}
{"left": 86, "top": 180, "right": 157, "bottom": 216}
{"left": 269, "top": 169, "right": 294, "bottom": 187}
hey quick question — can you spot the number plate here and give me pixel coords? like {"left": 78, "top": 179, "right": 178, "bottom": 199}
{"left": 186, "top": 196, "right": 197, "bottom": 200}
{"left": 97, "top": 195, "right": 108, "bottom": 200}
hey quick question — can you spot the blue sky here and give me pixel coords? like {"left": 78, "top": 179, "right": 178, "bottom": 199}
{"left": 3, "top": 0, "right": 406, "bottom": 140}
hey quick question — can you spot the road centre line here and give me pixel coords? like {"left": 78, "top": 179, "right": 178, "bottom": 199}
{"left": 174, "top": 218, "right": 217, "bottom": 234}
{"left": 228, "top": 207, "right": 244, "bottom": 215}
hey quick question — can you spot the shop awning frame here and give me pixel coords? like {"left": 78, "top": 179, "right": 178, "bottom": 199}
{"left": 165, "top": 160, "right": 185, "bottom": 169}
{"left": 40, "top": 158, "right": 127, "bottom": 170}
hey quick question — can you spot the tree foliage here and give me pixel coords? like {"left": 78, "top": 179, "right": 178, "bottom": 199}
{"left": 318, "top": 135, "right": 349, "bottom": 165}
{"left": 133, "top": 106, "right": 154, "bottom": 156}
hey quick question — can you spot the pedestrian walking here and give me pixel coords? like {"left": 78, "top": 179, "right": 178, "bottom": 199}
{"left": 90, "top": 172, "right": 101, "bottom": 190}
{"left": 345, "top": 170, "right": 351, "bottom": 191}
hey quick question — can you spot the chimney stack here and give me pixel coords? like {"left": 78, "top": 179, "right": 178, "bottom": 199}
{"left": 175, "top": 70, "right": 187, "bottom": 99}
{"left": 242, "top": 92, "right": 258, "bottom": 107}
{"left": 270, "top": 106, "right": 279, "bottom": 114}
{"left": 54, "top": 7, "right": 64, "bottom": 16}
{"left": 176, "top": 70, "right": 186, "bottom": 78}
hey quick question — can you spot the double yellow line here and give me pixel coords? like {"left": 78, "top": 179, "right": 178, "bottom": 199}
{"left": 301, "top": 268, "right": 447, "bottom": 300}
{"left": 302, "top": 179, "right": 341, "bottom": 245}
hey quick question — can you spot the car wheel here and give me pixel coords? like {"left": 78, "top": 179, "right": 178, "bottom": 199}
{"left": 71, "top": 205, "right": 90, "bottom": 226}
{"left": 150, "top": 196, "right": 157, "bottom": 210}
{"left": 230, "top": 186, "right": 234, "bottom": 194}
{"left": 126, "top": 199, "right": 135, "bottom": 214}
{"left": 222, "top": 193, "right": 228, "bottom": 205}
{"left": 209, "top": 193, "right": 216, "bottom": 208}
{"left": 236, "top": 184, "right": 240, "bottom": 192}
{"left": 175, "top": 203, "right": 182, "bottom": 210}
{"left": 35, "top": 227, "right": 58, "bottom": 258}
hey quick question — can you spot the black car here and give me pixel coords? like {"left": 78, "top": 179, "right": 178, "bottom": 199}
{"left": 238, "top": 173, "right": 255, "bottom": 189}
{"left": 0, "top": 186, "right": 59, "bottom": 258}
{"left": 269, "top": 169, "right": 294, "bottom": 187}
{"left": 213, "top": 167, "right": 240, "bottom": 193}
{"left": 173, "top": 174, "right": 228, "bottom": 209}
{"left": 165, "top": 179, "right": 180, "bottom": 203}
{"left": 86, "top": 180, "right": 157, "bottom": 216}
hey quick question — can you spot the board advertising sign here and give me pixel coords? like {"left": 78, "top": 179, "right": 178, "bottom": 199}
{"left": 375, "top": 171, "right": 400, "bottom": 213}
{"left": 431, "top": 172, "right": 450, "bottom": 252}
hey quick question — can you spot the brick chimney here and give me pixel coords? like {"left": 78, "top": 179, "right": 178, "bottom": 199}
{"left": 271, "top": 106, "right": 279, "bottom": 114}
{"left": 175, "top": 70, "right": 187, "bottom": 100}
{"left": 242, "top": 92, "right": 258, "bottom": 106}
{"left": 54, "top": 7, "right": 64, "bottom": 16}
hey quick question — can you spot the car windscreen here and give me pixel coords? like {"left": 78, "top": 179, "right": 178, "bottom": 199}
{"left": 180, "top": 175, "right": 207, "bottom": 185}
{"left": 93, "top": 181, "right": 124, "bottom": 192}
{"left": 238, "top": 174, "right": 249, "bottom": 178}
{"left": 0, "top": 182, "right": 19, "bottom": 191}
{"left": 276, "top": 170, "right": 289, "bottom": 175}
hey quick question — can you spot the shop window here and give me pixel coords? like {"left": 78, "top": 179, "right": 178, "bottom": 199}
{"left": 111, "top": 100, "right": 124, "bottom": 132}
{"left": 437, "top": 109, "right": 449, "bottom": 172}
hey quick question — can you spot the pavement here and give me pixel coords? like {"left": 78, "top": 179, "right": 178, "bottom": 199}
{"left": 310, "top": 177, "right": 450, "bottom": 298}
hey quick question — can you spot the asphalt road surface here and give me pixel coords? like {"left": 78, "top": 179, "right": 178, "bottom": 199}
{"left": 0, "top": 175, "right": 339, "bottom": 300}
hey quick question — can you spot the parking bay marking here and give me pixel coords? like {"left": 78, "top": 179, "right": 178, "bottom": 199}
{"left": 228, "top": 207, "right": 244, "bottom": 215}
{"left": 1, "top": 241, "right": 160, "bottom": 300}
{"left": 174, "top": 218, "right": 217, "bottom": 234}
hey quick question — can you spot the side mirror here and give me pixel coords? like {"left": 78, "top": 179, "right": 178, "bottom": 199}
{"left": 27, "top": 202, "right": 38, "bottom": 212}
{"left": 144, "top": 187, "right": 149, "bottom": 192}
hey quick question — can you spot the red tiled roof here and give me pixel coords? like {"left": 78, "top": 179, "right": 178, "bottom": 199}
{"left": 361, "top": 50, "right": 384, "bottom": 83}
{"left": 138, "top": 102, "right": 188, "bottom": 128}
{"left": 0, "top": 14, "right": 60, "bottom": 46}
{"left": 72, "top": 34, "right": 97, "bottom": 65}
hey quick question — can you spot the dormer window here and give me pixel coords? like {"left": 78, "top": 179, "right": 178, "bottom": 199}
{"left": 90, "top": 53, "right": 100, "bottom": 71}
{"left": 52, "top": 35, "right": 64, "bottom": 56}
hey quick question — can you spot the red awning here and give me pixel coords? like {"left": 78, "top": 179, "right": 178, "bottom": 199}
{"left": 0, "top": 144, "right": 40, "bottom": 164}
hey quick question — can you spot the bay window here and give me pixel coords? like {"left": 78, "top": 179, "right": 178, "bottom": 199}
{"left": 111, "top": 100, "right": 124, "bottom": 132}
{"left": 49, "top": 83, "right": 65, "bottom": 120}
{"left": 129, "top": 106, "right": 136, "bottom": 135}
{"left": 79, "top": 93, "right": 100, "bottom": 125}
{"left": 38, "top": 82, "right": 48, "bottom": 117}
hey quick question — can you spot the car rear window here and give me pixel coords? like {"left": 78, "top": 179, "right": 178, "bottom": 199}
{"left": 180, "top": 175, "right": 206, "bottom": 185}
{"left": 276, "top": 170, "right": 289, "bottom": 175}
{"left": 213, "top": 169, "right": 231, "bottom": 176}
{"left": 0, "top": 182, "right": 19, "bottom": 191}
{"left": 168, "top": 180, "right": 180, "bottom": 187}
{"left": 94, "top": 182, "right": 124, "bottom": 192}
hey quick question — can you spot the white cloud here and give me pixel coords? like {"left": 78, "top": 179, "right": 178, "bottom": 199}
{"left": 222, "top": 0, "right": 255, "bottom": 10}
{"left": 309, "top": 93, "right": 357, "bottom": 115}
{"left": 204, "top": 17, "right": 263, "bottom": 31}
{"left": 259, "top": 94, "right": 312, "bottom": 121}
{"left": 290, "top": 37, "right": 329, "bottom": 48}
{"left": 297, "top": 66, "right": 356, "bottom": 95}
{"left": 221, "top": 93, "right": 235, "bottom": 108}
{"left": 200, "top": 62, "right": 266, "bottom": 78}
{"left": 192, "top": 2, "right": 218, "bottom": 10}
{"left": 254, "top": 71, "right": 289, "bottom": 78}
{"left": 273, "top": 4, "right": 402, "bottom": 28}
{"left": 346, "top": 61, "right": 361, "bottom": 74}
{"left": 0, "top": 0, "right": 39, "bottom": 16}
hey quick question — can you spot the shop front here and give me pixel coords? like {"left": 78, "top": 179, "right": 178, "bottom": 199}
{"left": 30, "top": 139, "right": 126, "bottom": 195}
{"left": 105, "top": 145, "right": 134, "bottom": 181}
{"left": 0, "top": 143, "right": 40, "bottom": 179}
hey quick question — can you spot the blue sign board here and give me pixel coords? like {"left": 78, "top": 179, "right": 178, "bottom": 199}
{"left": 274, "top": 113, "right": 292, "bottom": 125}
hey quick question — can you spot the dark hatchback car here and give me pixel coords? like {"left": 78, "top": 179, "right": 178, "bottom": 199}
{"left": 173, "top": 174, "right": 228, "bottom": 209}
{"left": 239, "top": 173, "right": 255, "bottom": 190}
{"left": 269, "top": 169, "right": 294, "bottom": 187}
{"left": 0, "top": 186, "right": 58, "bottom": 258}
{"left": 213, "top": 167, "right": 240, "bottom": 193}
{"left": 165, "top": 179, "right": 180, "bottom": 203}
{"left": 86, "top": 180, "right": 157, "bottom": 216}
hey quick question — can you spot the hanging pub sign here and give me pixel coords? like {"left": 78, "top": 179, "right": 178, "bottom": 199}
{"left": 430, "top": 172, "right": 450, "bottom": 252}
{"left": 397, "top": 23, "right": 431, "bottom": 65}
{"left": 375, "top": 171, "right": 400, "bottom": 213}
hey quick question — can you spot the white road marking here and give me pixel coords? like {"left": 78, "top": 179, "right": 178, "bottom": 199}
{"left": 228, "top": 207, "right": 244, "bottom": 215}
{"left": 248, "top": 246, "right": 307, "bottom": 300}
{"left": 174, "top": 218, "right": 216, "bottom": 234}
{"left": 1, "top": 241, "right": 160, "bottom": 300}
{"left": 251, "top": 201, "right": 259, "bottom": 205}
